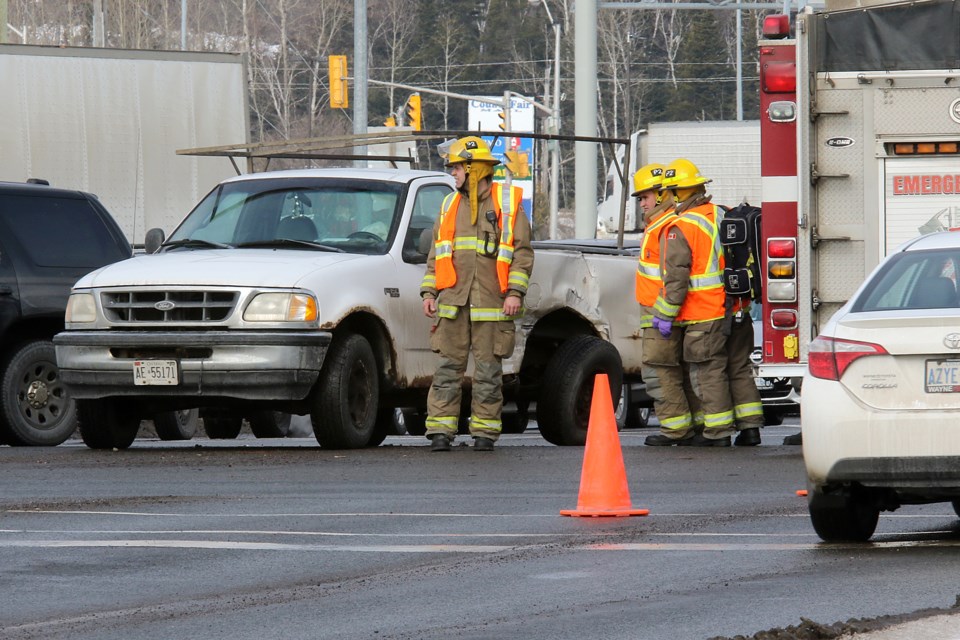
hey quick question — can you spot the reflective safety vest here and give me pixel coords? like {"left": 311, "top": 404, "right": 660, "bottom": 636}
{"left": 433, "top": 182, "right": 523, "bottom": 294}
{"left": 663, "top": 204, "right": 726, "bottom": 324}
{"left": 635, "top": 211, "right": 675, "bottom": 307}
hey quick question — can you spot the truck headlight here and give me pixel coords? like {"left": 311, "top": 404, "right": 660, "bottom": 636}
{"left": 244, "top": 292, "right": 318, "bottom": 322}
{"left": 65, "top": 293, "right": 97, "bottom": 323}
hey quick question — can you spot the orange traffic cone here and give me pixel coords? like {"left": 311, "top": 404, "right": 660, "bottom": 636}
{"left": 560, "top": 373, "right": 650, "bottom": 518}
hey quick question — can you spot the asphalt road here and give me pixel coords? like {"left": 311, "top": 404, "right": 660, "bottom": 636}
{"left": 3, "top": 419, "right": 960, "bottom": 640}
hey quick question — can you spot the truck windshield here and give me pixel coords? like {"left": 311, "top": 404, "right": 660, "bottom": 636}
{"left": 167, "top": 177, "right": 403, "bottom": 255}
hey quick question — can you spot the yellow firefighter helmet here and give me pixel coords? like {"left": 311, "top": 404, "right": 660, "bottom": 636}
{"left": 443, "top": 136, "right": 500, "bottom": 167}
{"left": 662, "top": 158, "right": 712, "bottom": 190}
{"left": 631, "top": 163, "right": 666, "bottom": 197}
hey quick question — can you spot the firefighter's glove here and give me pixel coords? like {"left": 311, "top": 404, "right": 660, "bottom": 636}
{"left": 653, "top": 317, "right": 673, "bottom": 338}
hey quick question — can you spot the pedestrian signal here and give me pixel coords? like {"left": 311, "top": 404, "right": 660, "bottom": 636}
{"left": 328, "top": 55, "right": 348, "bottom": 109}
{"left": 406, "top": 94, "right": 422, "bottom": 131}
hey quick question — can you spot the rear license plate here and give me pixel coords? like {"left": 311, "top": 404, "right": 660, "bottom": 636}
{"left": 925, "top": 359, "right": 960, "bottom": 393}
{"left": 133, "top": 360, "right": 179, "bottom": 386}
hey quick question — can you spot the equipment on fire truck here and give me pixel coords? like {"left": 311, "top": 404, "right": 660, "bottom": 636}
{"left": 719, "top": 203, "right": 763, "bottom": 302}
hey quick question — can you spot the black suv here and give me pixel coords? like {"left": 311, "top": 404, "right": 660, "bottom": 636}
{"left": 0, "top": 181, "right": 132, "bottom": 445}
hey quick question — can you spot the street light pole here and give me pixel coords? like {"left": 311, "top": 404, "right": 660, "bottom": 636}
{"left": 530, "top": 0, "right": 561, "bottom": 239}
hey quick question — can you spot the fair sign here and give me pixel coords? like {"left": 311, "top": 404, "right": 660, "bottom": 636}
{"left": 467, "top": 96, "right": 536, "bottom": 220}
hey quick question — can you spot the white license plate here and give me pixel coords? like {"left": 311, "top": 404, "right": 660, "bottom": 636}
{"left": 754, "top": 377, "right": 774, "bottom": 390}
{"left": 133, "top": 360, "right": 179, "bottom": 386}
{"left": 925, "top": 359, "right": 960, "bottom": 393}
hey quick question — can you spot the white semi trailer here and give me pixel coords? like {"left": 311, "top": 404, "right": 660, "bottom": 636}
{"left": 597, "top": 120, "right": 761, "bottom": 237}
{"left": 0, "top": 43, "right": 249, "bottom": 245}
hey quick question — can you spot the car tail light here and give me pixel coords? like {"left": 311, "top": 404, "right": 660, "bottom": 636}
{"left": 808, "top": 336, "right": 889, "bottom": 380}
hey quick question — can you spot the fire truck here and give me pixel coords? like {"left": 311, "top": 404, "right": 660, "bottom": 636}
{"left": 756, "top": 0, "right": 960, "bottom": 389}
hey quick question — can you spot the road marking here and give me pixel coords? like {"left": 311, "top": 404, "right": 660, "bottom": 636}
{"left": 2, "top": 537, "right": 960, "bottom": 553}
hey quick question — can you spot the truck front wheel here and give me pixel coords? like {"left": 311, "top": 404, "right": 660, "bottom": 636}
{"left": 77, "top": 398, "right": 140, "bottom": 450}
{"left": 311, "top": 334, "right": 379, "bottom": 449}
{"left": 537, "top": 336, "right": 623, "bottom": 446}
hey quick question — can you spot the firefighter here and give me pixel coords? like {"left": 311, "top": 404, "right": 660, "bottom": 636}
{"left": 671, "top": 160, "right": 764, "bottom": 446}
{"left": 652, "top": 158, "right": 735, "bottom": 446}
{"left": 420, "top": 136, "right": 535, "bottom": 452}
{"left": 633, "top": 164, "right": 704, "bottom": 446}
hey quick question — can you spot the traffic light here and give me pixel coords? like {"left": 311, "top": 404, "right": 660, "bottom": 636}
{"left": 405, "top": 94, "right": 422, "bottom": 131}
{"left": 384, "top": 116, "right": 397, "bottom": 127}
{"left": 498, "top": 110, "right": 507, "bottom": 131}
{"left": 328, "top": 55, "right": 348, "bottom": 109}
{"left": 504, "top": 150, "right": 530, "bottom": 178}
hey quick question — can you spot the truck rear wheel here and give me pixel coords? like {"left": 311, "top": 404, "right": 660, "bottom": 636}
{"left": 153, "top": 409, "right": 199, "bottom": 441}
{"left": 0, "top": 339, "right": 77, "bottom": 446}
{"left": 77, "top": 398, "right": 140, "bottom": 450}
{"left": 201, "top": 409, "right": 243, "bottom": 439}
{"left": 311, "top": 334, "right": 379, "bottom": 449}
{"left": 248, "top": 411, "right": 292, "bottom": 438}
{"left": 537, "top": 336, "right": 623, "bottom": 446}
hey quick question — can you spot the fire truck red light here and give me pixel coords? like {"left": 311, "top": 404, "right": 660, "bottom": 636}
{"left": 762, "top": 15, "right": 790, "bottom": 38}
{"left": 764, "top": 341, "right": 774, "bottom": 358}
{"left": 763, "top": 62, "right": 796, "bottom": 93}
{"left": 768, "top": 239, "right": 796, "bottom": 258}
{"left": 771, "top": 309, "right": 798, "bottom": 329}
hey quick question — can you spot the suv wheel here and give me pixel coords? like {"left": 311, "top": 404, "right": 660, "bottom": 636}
{"left": 0, "top": 340, "right": 77, "bottom": 446}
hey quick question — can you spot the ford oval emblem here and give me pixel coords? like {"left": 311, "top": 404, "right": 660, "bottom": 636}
{"left": 825, "top": 136, "right": 855, "bottom": 148}
{"left": 155, "top": 301, "right": 176, "bottom": 312}
{"left": 944, "top": 333, "right": 960, "bottom": 349}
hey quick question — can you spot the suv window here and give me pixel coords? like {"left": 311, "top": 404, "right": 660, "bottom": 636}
{"left": 0, "top": 194, "right": 130, "bottom": 268}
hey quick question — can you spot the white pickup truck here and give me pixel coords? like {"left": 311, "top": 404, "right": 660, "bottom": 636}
{"left": 54, "top": 168, "right": 646, "bottom": 449}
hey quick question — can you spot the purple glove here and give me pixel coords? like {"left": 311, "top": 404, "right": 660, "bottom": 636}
{"left": 652, "top": 316, "right": 673, "bottom": 338}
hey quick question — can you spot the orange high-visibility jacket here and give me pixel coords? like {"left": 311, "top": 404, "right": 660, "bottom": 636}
{"left": 635, "top": 210, "right": 675, "bottom": 306}
{"left": 657, "top": 203, "right": 726, "bottom": 324}
{"left": 434, "top": 182, "right": 523, "bottom": 294}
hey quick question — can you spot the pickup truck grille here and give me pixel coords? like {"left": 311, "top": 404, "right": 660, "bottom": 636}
{"left": 101, "top": 290, "right": 239, "bottom": 323}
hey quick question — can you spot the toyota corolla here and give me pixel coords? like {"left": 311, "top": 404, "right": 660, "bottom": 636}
{"left": 802, "top": 231, "right": 960, "bottom": 542}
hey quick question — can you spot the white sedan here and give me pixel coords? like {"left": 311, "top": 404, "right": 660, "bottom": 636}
{"left": 802, "top": 230, "right": 960, "bottom": 542}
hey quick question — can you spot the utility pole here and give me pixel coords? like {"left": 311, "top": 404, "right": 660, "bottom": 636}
{"left": 574, "top": 0, "right": 598, "bottom": 238}
{"left": 0, "top": 0, "right": 8, "bottom": 44}
{"left": 92, "top": 0, "right": 105, "bottom": 47}
{"left": 353, "top": 0, "right": 368, "bottom": 165}
{"left": 181, "top": 0, "right": 187, "bottom": 51}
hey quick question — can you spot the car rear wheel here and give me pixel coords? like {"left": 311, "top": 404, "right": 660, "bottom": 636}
{"left": 763, "top": 407, "right": 785, "bottom": 426}
{"left": 0, "top": 340, "right": 77, "bottom": 446}
{"left": 808, "top": 488, "right": 880, "bottom": 542}
{"left": 153, "top": 409, "right": 199, "bottom": 441}
{"left": 77, "top": 399, "right": 140, "bottom": 450}
{"left": 537, "top": 335, "right": 623, "bottom": 446}
{"left": 311, "top": 334, "right": 379, "bottom": 449}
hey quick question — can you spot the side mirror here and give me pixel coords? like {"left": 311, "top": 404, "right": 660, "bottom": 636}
{"left": 418, "top": 228, "right": 433, "bottom": 255}
{"left": 144, "top": 228, "right": 165, "bottom": 254}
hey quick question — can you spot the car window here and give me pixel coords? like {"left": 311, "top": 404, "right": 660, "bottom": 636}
{"left": 855, "top": 249, "right": 960, "bottom": 311}
{"left": 0, "top": 194, "right": 129, "bottom": 268}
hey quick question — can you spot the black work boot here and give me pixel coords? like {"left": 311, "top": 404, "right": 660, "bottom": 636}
{"left": 734, "top": 427, "right": 761, "bottom": 447}
{"left": 430, "top": 434, "right": 452, "bottom": 452}
{"left": 473, "top": 437, "right": 495, "bottom": 451}
{"left": 689, "top": 433, "right": 731, "bottom": 447}
{"left": 644, "top": 433, "right": 693, "bottom": 446}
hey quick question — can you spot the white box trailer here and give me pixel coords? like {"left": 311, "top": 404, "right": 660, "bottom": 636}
{"left": 0, "top": 44, "right": 249, "bottom": 245}
{"left": 597, "top": 120, "right": 761, "bottom": 236}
